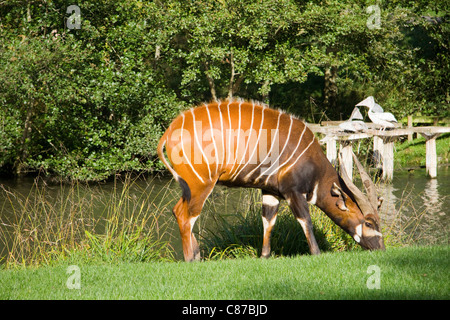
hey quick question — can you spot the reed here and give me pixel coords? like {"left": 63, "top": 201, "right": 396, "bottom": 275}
{"left": 382, "top": 185, "right": 448, "bottom": 247}
{"left": 0, "top": 174, "right": 176, "bottom": 268}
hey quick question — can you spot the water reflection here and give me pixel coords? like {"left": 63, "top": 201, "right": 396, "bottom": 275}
{"left": 422, "top": 179, "right": 443, "bottom": 216}
{"left": 378, "top": 182, "right": 398, "bottom": 226}
{"left": 379, "top": 168, "right": 449, "bottom": 245}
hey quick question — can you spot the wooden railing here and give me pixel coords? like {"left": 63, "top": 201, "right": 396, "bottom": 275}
{"left": 307, "top": 122, "right": 449, "bottom": 181}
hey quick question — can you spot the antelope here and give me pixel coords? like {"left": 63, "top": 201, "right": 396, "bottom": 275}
{"left": 157, "top": 99, "right": 385, "bottom": 262}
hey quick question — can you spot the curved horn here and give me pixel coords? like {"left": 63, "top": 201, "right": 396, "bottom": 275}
{"left": 338, "top": 152, "right": 376, "bottom": 216}
{"left": 351, "top": 152, "right": 378, "bottom": 212}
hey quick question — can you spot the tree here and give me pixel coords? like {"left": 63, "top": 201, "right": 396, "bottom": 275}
{"left": 0, "top": 0, "right": 447, "bottom": 180}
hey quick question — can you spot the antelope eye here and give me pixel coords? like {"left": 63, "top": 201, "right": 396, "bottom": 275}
{"left": 365, "top": 221, "right": 373, "bottom": 228}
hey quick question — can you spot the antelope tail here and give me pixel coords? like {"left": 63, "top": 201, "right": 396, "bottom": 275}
{"left": 157, "top": 131, "right": 179, "bottom": 182}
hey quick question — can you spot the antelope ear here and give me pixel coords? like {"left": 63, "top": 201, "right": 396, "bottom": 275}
{"left": 331, "top": 183, "right": 348, "bottom": 211}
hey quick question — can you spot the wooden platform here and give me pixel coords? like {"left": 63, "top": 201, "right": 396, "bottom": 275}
{"left": 306, "top": 123, "right": 450, "bottom": 180}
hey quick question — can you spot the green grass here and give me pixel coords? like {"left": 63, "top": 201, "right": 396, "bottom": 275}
{"left": 394, "top": 133, "right": 450, "bottom": 168}
{"left": 1, "top": 245, "right": 448, "bottom": 300}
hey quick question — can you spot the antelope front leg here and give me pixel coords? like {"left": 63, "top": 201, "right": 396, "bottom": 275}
{"left": 286, "top": 191, "right": 321, "bottom": 255}
{"left": 261, "top": 193, "right": 280, "bottom": 258}
{"left": 174, "top": 198, "right": 200, "bottom": 262}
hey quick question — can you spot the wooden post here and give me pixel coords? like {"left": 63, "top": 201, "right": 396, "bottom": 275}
{"left": 381, "top": 137, "right": 395, "bottom": 181}
{"left": 373, "top": 136, "right": 383, "bottom": 170}
{"left": 420, "top": 133, "right": 440, "bottom": 179}
{"left": 339, "top": 140, "right": 353, "bottom": 180}
{"left": 407, "top": 115, "right": 413, "bottom": 141}
{"left": 326, "top": 136, "right": 337, "bottom": 166}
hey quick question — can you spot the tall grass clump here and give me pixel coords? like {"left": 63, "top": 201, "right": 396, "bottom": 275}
{"left": 198, "top": 188, "right": 358, "bottom": 260}
{"left": 0, "top": 174, "right": 177, "bottom": 268}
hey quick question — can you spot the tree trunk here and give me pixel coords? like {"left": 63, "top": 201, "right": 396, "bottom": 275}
{"left": 323, "top": 64, "right": 338, "bottom": 112}
{"left": 15, "top": 103, "right": 34, "bottom": 175}
{"left": 204, "top": 62, "right": 217, "bottom": 101}
{"left": 227, "top": 52, "right": 244, "bottom": 100}
{"left": 228, "top": 52, "right": 235, "bottom": 100}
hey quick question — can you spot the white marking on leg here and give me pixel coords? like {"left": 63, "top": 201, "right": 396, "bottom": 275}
{"left": 308, "top": 182, "right": 319, "bottom": 205}
{"left": 190, "top": 215, "right": 199, "bottom": 234}
{"left": 262, "top": 216, "right": 270, "bottom": 231}
{"left": 296, "top": 218, "right": 307, "bottom": 231}
{"left": 262, "top": 214, "right": 277, "bottom": 257}
{"left": 262, "top": 194, "right": 280, "bottom": 207}
{"left": 263, "top": 215, "right": 277, "bottom": 230}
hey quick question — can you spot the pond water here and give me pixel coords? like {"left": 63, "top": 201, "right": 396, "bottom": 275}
{"left": 0, "top": 167, "right": 448, "bottom": 262}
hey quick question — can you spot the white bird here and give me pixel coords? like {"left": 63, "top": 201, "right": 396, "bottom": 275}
{"left": 339, "top": 107, "right": 368, "bottom": 132}
{"left": 356, "top": 96, "right": 398, "bottom": 129}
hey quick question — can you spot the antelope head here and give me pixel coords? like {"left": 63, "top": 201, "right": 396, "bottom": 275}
{"left": 337, "top": 152, "right": 385, "bottom": 250}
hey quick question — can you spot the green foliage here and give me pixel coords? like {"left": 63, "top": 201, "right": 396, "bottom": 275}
{"left": 0, "top": 0, "right": 447, "bottom": 180}
{"left": 0, "top": 0, "right": 185, "bottom": 180}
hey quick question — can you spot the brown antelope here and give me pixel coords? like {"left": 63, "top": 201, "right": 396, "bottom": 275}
{"left": 157, "top": 99, "right": 385, "bottom": 262}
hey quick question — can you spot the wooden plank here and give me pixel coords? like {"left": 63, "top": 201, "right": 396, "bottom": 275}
{"left": 312, "top": 125, "right": 449, "bottom": 136}
{"left": 339, "top": 141, "right": 353, "bottom": 180}
{"left": 413, "top": 126, "right": 450, "bottom": 134}
{"left": 366, "top": 128, "right": 415, "bottom": 137}
{"left": 321, "top": 120, "right": 345, "bottom": 126}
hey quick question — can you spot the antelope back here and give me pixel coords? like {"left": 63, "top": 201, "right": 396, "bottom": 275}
{"left": 162, "top": 99, "right": 318, "bottom": 187}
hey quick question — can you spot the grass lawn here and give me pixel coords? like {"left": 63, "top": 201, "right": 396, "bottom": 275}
{"left": 394, "top": 133, "right": 450, "bottom": 168}
{"left": 1, "top": 245, "right": 448, "bottom": 300}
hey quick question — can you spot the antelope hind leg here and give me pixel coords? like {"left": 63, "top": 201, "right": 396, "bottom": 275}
{"left": 286, "top": 191, "right": 321, "bottom": 255}
{"left": 261, "top": 193, "right": 280, "bottom": 258}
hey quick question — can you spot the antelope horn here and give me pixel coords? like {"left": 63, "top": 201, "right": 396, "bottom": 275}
{"left": 338, "top": 152, "right": 376, "bottom": 216}
{"left": 351, "top": 152, "right": 378, "bottom": 212}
